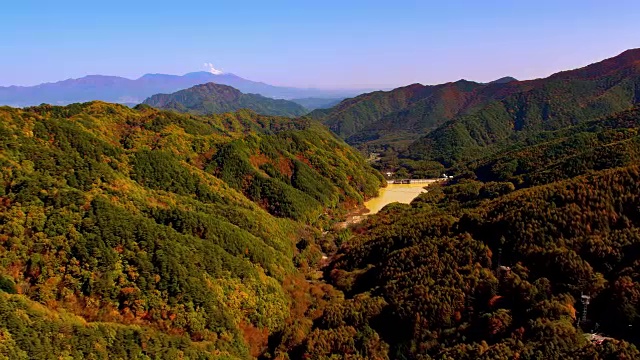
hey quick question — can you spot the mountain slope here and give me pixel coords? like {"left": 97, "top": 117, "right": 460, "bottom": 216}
{"left": 0, "top": 102, "right": 383, "bottom": 358}
{"left": 461, "top": 106, "right": 640, "bottom": 187}
{"left": 312, "top": 79, "right": 527, "bottom": 151}
{"left": 309, "top": 165, "right": 640, "bottom": 359}
{"left": 408, "top": 48, "right": 640, "bottom": 165}
{"left": 0, "top": 72, "right": 369, "bottom": 107}
{"left": 268, "top": 106, "right": 640, "bottom": 358}
{"left": 142, "top": 83, "right": 308, "bottom": 117}
{"left": 313, "top": 49, "right": 640, "bottom": 156}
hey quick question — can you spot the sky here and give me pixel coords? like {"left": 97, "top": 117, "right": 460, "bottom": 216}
{"left": 1, "top": 0, "right": 639, "bottom": 89}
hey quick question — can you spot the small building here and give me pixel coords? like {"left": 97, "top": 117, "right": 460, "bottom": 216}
{"left": 585, "top": 333, "right": 613, "bottom": 345}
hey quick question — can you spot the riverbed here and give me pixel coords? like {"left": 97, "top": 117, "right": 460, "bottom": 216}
{"left": 336, "top": 180, "right": 438, "bottom": 228}
{"left": 364, "top": 181, "right": 437, "bottom": 214}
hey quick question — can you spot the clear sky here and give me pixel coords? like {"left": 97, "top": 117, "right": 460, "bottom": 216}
{"left": 2, "top": 0, "right": 639, "bottom": 88}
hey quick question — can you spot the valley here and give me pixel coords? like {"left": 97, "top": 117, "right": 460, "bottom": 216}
{"left": 363, "top": 181, "right": 435, "bottom": 215}
{"left": 2, "top": 24, "right": 640, "bottom": 360}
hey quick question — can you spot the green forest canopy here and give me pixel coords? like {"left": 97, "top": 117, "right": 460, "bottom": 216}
{"left": 0, "top": 101, "right": 382, "bottom": 359}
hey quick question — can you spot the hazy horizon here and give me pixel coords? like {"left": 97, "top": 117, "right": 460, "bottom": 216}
{"left": 2, "top": 0, "right": 639, "bottom": 88}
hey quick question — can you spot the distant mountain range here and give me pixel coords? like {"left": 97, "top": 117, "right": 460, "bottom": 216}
{"left": 0, "top": 71, "right": 367, "bottom": 107}
{"left": 142, "top": 83, "right": 308, "bottom": 117}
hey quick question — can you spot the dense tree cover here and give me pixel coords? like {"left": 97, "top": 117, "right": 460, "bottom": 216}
{"left": 0, "top": 101, "right": 382, "bottom": 359}
{"left": 311, "top": 80, "right": 501, "bottom": 152}
{"left": 0, "top": 292, "right": 229, "bottom": 359}
{"left": 408, "top": 49, "right": 640, "bottom": 166}
{"left": 143, "top": 83, "right": 308, "bottom": 117}
{"left": 267, "top": 165, "right": 640, "bottom": 359}
{"left": 264, "top": 94, "right": 640, "bottom": 358}
{"left": 314, "top": 50, "right": 640, "bottom": 159}
{"left": 310, "top": 49, "right": 640, "bottom": 175}
{"left": 458, "top": 107, "right": 640, "bottom": 187}
{"left": 3, "top": 49, "right": 640, "bottom": 360}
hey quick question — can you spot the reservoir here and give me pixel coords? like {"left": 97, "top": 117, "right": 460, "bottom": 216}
{"left": 364, "top": 181, "right": 436, "bottom": 214}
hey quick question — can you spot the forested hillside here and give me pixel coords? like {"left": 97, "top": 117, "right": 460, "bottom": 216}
{"left": 3, "top": 50, "right": 640, "bottom": 360}
{"left": 311, "top": 80, "right": 502, "bottom": 151}
{"left": 408, "top": 48, "right": 640, "bottom": 165}
{"left": 143, "top": 83, "right": 308, "bottom": 117}
{"left": 460, "top": 107, "right": 640, "bottom": 187}
{"left": 0, "top": 102, "right": 383, "bottom": 359}
{"left": 309, "top": 48, "right": 640, "bottom": 168}
{"left": 262, "top": 105, "right": 640, "bottom": 359}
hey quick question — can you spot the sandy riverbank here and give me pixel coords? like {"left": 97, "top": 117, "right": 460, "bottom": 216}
{"left": 336, "top": 179, "right": 439, "bottom": 228}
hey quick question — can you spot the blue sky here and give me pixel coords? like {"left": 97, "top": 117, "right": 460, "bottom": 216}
{"left": 1, "top": 0, "right": 639, "bottom": 88}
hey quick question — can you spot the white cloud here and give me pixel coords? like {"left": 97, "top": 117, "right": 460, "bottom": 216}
{"left": 203, "top": 63, "right": 224, "bottom": 75}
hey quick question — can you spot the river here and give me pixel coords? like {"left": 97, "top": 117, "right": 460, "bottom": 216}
{"left": 364, "top": 181, "right": 437, "bottom": 214}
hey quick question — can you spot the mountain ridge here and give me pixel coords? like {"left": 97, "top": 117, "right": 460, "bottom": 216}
{"left": 0, "top": 101, "right": 383, "bottom": 358}
{"left": 409, "top": 48, "right": 640, "bottom": 165}
{"left": 311, "top": 48, "right": 640, "bottom": 155}
{"left": 0, "top": 71, "right": 371, "bottom": 107}
{"left": 142, "top": 82, "right": 308, "bottom": 117}
{"left": 488, "top": 76, "right": 518, "bottom": 84}
{"left": 313, "top": 79, "right": 513, "bottom": 150}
